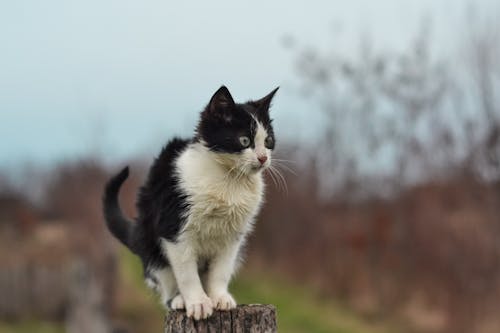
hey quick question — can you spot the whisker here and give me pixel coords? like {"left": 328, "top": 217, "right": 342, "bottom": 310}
{"left": 268, "top": 165, "right": 288, "bottom": 195}
{"left": 265, "top": 168, "right": 279, "bottom": 189}
{"left": 267, "top": 167, "right": 281, "bottom": 192}
{"left": 271, "top": 158, "right": 298, "bottom": 164}
{"left": 274, "top": 168, "right": 287, "bottom": 195}
{"left": 272, "top": 165, "right": 289, "bottom": 195}
{"left": 272, "top": 161, "right": 297, "bottom": 176}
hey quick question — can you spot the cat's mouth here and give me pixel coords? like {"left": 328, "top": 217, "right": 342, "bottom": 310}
{"left": 250, "top": 164, "right": 267, "bottom": 172}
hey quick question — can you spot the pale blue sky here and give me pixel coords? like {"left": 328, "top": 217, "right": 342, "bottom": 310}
{"left": 0, "top": 0, "right": 496, "bottom": 170}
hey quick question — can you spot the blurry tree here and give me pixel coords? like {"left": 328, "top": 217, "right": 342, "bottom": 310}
{"left": 290, "top": 23, "right": 454, "bottom": 197}
{"left": 288, "top": 17, "right": 500, "bottom": 199}
{"left": 463, "top": 11, "right": 500, "bottom": 180}
{"left": 276, "top": 12, "right": 500, "bottom": 333}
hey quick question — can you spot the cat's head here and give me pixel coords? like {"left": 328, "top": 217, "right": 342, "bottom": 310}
{"left": 196, "top": 86, "right": 278, "bottom": 175}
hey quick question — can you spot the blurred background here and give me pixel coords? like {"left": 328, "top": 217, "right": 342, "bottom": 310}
{"left": 1, "top": 1, "right": 500, "bottom": 332}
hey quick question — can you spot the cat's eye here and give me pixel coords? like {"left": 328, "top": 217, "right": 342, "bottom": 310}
{"left": 265, "top": 136, "right": 274, "bottom": 148}
{"left": 239, "top": 136, "right": 251, "bottom": 148}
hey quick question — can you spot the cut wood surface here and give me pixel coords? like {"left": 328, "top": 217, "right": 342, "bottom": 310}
{"left": 164, "top": 304, "right": 277, "bottom": 333}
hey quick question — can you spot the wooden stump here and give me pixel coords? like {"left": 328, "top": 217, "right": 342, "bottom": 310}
{"left": 164, "top": 304, "right": 277, "bottom": 333}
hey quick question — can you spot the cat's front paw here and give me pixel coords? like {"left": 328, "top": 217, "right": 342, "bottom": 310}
{"left": 167, "top": 294, "right": 185, "bottom": 310}
{"left": 210, "top": 291, "right": 237, "bottom": 311}
{"left": 185, "top": 294, "right": 213, "bottom": 320}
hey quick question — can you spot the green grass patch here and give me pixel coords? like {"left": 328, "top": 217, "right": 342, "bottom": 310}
{"left": 0, "top": 250, "right": 398, "bottom": 333}
{"left": 116, "top": 247, "right": 164, "bottom": 332}
{"left": 119, "top": 247, "right": 398, "bottom": 333}
{"left": 0, "top": 321, "right": 64, "bottom": 333}
{"left": 231, "top": 270, "right": 396, "bottom": 333}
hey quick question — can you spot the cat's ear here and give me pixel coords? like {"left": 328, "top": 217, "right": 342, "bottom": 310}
{"left": 209, "top": 86, "right": 235, "bottom": 113}
{"left": 251, "top": 87, "right": 279, "bottom": 112}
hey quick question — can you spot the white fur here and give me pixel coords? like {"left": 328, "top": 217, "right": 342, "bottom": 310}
{"left": 169, "top": 294, "right": 185, "bottom": 310}
{"left": 253, "top": 117, "right": 269, "bottom": 162}
{"left": 156, "top": 120, "right": 271, "bottom": 320}
{"left": 152, "top": 267, "right": 177, "bottom": 305}
{"left": 175, "top": 142, "right": 265, "bottom": 253}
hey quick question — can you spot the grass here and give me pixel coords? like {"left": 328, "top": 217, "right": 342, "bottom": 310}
{"left": 115, "top": 248, "right": 164, "bottom": 332}
{"left": 0, "top": 321, "right": 64, "bottom": 333}
{"left": 118, "top": 249, "right": 398, "bottom": 333}
{"left": 232, "top": 269, "right": 396, "bottom": 333}
{"left": 0, "top": 249, "right": 398, "bottom": 333}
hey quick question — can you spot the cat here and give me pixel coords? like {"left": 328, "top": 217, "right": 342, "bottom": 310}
{"left": 103, "top": 86, "right": 278, "bottom": 320}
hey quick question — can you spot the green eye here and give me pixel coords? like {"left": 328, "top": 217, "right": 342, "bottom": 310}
{"left": 265, "top": 136, "right": 274, "bottom": 148}
{"left": 239, "top": 136, "right": 251, "bottom": 148}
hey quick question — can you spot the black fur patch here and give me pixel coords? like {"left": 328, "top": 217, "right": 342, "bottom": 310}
{"left": 131, "top": 138, "right": 191, "bottom": 269}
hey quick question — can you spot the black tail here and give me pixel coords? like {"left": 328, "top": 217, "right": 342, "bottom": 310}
{"left": 103, "top": 166, "right": 135, "bottom": 250}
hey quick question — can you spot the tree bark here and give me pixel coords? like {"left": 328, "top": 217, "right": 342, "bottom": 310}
{"left": 164, "top": 304, "right": 277, "bottom": 333}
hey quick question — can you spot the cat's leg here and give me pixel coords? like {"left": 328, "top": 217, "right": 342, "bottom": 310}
{"left": 161, "top": 239, "right": 213, "bottom": 320}
{"left": 204, "top": 241, "right": 240, "bottom": 310}
{"left": 150, "top": 266, "right": 185, "bottom": 310}
{"left": 168, "top": 293, "right": 185, "bottom": 310}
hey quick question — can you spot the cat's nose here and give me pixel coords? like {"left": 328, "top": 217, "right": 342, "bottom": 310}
{"left": 257, "top": 155, "right": 268, "bottom": 165}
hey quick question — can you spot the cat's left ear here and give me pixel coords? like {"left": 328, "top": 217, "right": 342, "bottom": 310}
{"left": 209, "top": 86, "right": 235, "bottom": 113}
{"left": 251, "top": 87, "right": 279, "bottom": 112}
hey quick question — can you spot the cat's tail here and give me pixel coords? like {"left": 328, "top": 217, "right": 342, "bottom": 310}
{"left": 103, "top": 166, "right": 135, "bottom": 251}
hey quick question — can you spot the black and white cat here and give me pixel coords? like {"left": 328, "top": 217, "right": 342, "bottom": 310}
{"left": 103, "top": 86, "right": 278, "bottom": 320}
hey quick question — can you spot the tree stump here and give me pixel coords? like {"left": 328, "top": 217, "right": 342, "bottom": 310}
{"left": 164, "top": 304, "right": 277, "bottom": 333}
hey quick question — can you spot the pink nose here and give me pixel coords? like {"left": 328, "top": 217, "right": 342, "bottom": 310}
{"left": 258, "top": 155, "right": 268, "bottom": 165}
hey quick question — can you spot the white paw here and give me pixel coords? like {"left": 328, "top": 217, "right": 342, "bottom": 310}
{"left": 185, "top": 294, "right": 213, "bottom": 320}
{"left": 210, "top": 291, "right": 237, "bottom": 311}
{"left": 169, "top": 294, "right": 185, "bottom": 310}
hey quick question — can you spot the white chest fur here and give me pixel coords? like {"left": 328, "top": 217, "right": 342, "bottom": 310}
{"left": 175, "top": 144, "right": 264, "bottom": 257}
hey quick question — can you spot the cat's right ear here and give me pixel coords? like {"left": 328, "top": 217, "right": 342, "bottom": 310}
{"left": 208, "top": 86, "right": 235, "bottom": 113}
